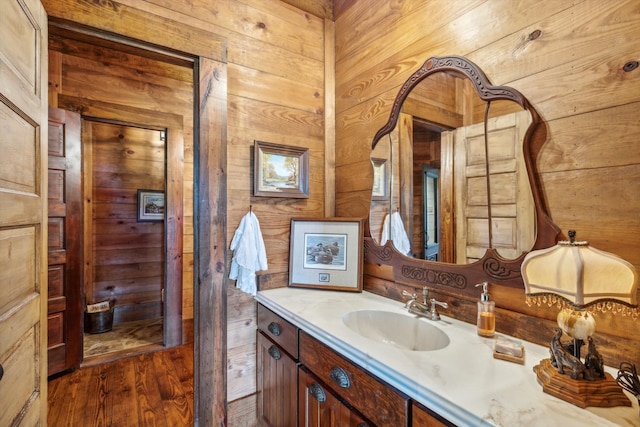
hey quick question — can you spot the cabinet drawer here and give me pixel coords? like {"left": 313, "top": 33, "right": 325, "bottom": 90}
{"left": 257, "top": 303, "right": 298, "bottom": 358}
{"left": 299, "top": 331, "right": 409, "bottom": 427}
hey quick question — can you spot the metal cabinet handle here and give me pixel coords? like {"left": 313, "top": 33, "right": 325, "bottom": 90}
{"left": 0, "top": 363, "right": 3, "bottom": 381}
{"left": 268, "top": 345, "right": 281, "bottom": 361}
{"left": 330, "top": 366, "right": 351, "bottom": 389}
{"left": 309, "top": 382, "right": 326, "bottom": 403}
{"left": 267, "top": 321, "right": 281, "bottom": 336}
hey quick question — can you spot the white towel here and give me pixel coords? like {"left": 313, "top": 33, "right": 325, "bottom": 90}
{"left": 229, "top": 211, "right": 268, "bottom": 296}
{"left": 380, "top": 211, "right": 411, "bottom": 256}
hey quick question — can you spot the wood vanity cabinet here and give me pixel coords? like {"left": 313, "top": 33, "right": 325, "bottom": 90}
{"left": 257, "top": 304, "right": 299, "bottom": 427}
{"left": 257, "top": 304, "right": 453, "bottom": 427}
{"left": 299, "top": 330, "right": 410, "bottom": 427}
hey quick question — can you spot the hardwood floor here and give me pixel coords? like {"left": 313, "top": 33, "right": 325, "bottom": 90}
{"left": 82, "top": 318, "right": 164, "bottom": 367}
{"left": 48, "top": 345, "right": 194, "bottom": 426}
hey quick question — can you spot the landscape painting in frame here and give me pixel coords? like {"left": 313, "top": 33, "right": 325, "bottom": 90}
{"left": 137, "top": 189, "right": 164, "bottom": 222}
{"left": 254, "top": 140, "right": 309, "bottom": 198}
{"left": 289, "top": 218, "right": 364, "bottom": 292}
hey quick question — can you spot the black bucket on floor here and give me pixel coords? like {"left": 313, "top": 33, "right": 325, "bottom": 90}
{"left": 84, "top": 307, "right": 114, "bottom": 334}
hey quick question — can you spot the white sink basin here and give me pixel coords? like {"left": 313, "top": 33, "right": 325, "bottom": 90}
{"left": 342, "top": 310, "right": 450, "bottom": 351}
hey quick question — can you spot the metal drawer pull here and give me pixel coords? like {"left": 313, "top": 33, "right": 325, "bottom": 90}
{"left": 268, "top": 345, "right": 281, "bottom": 360}
{"left": 267, "top": 321, "right": 281, "bottom": 336}
{"left": 0, "top": 363, "right": 3, "bottom": 381}
{"left": 309, "top": 382, "right": 326, "bottom": 403}
{"left": 330, "top": 366, "right": 351, "bottom": 389}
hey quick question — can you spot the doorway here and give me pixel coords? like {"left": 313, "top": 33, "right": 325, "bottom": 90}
{"left": 412, "top": 119, "right": 446, "bottom": 261}
{"left": 82, "top": 119, "right": 167, "bottom": 363}
{"left": 422, "top": 165, "right": 440, "bottom": 261}
{"left": 45, "top": 4, "right": 229, "bottom": 418}
{"left": 48, "top": 26, "right": 190, "bottom": 365}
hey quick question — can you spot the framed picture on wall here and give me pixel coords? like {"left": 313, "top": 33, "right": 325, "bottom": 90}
{"left": 137, "top": 189, "right": 165, "bottom": 222}
{"left": 371, "top": 157, "right": 388, "bottom": 201}
{"left": 289, "top": 218, "right": 364, "bottom": 292}
{"left": 254, "top": 140, "right": 309, "bottom": 198}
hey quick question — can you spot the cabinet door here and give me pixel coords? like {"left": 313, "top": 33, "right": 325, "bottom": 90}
{"left": 298, "top": 367, "right": 372, "bottom": 427}
{"left": 257, "top": 332, "right": 298, "bottom": 427}
{"left": 412, "top": 401, "right": 453, "bottom": 427}
{"left": 300, "top": 331, "right": 408, "bottom": 426}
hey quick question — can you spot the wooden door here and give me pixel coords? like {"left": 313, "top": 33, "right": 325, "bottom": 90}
{"left": 453, "top": 110, "right": 535, "bottom": 263}
{"left": 0, "top": 0, "right": 48, "bottom": 424}
{"left": 48, "top": 107, "right": 83, "bottom": 375}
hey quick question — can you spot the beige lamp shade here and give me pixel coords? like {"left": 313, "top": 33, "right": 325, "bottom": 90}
{"left": 522, "top": 239, "right": 638, "bottom": 309}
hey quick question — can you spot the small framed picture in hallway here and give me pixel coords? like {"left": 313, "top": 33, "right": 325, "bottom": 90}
{"left": 137, "top": 189, "right": 165, "bottom": 221}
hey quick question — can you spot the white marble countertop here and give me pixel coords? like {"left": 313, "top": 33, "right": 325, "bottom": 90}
{"left": 256, "top": 287, "right": 640, "bottom": 427}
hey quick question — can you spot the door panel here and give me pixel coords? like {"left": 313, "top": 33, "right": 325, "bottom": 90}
{"left": 47, "top": 107, "right": 83, "bottom": 376}
{"left": 0, "top": 0, "right": 48, "bottom": 424}
{"left": 454, "top": 110, "right": 535, "bottom": 263}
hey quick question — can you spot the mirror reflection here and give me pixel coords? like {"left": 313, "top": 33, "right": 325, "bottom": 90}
{"left": 370, "top": 66, "right": 536, "bottom": 264}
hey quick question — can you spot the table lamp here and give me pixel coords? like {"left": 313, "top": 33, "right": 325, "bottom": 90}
{"left": 521, "top": 230, "right": 639, "bottom": 408}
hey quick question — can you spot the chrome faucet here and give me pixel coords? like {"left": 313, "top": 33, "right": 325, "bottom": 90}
{"left": 402, "top": 287, "right": 430, "bottom": 315}
{"left": 429, "top": 299, "right": 448, "bottom": 321}
{"left": 402, "top": 287, "right": 448, "bottom": 321}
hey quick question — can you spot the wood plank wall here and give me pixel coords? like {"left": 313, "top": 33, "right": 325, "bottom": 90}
{"left": 334, "top": 0, "right": 640, "bottom": 369}
{"left": 44, "top": 0, "right": 333, "bottom": 423}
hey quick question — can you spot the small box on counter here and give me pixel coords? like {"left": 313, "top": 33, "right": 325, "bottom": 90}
{"left": 493, "top": 336, "right": 525, "bottom": 364}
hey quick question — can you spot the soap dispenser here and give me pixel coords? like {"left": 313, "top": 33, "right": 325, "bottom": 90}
{"left": 475, "top": 282, "right": 495, "bottom": 337}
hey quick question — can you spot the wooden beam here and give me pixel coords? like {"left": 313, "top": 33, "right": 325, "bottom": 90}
{"left": 42, "top": 0, "right": 226, "bottom": 62}
{"left": 195, "top": 57, "right": 228, "bottom": 426}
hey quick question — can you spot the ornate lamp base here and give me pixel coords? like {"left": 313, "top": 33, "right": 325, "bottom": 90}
{"left": 534, "top": 359, "right": 631, "bottom": 408}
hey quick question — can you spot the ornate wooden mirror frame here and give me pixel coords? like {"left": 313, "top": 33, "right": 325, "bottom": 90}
{"left": 365, "top": 55, "right": 562, "bottom": 297}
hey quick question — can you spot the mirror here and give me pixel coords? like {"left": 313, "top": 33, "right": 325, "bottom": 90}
{"left": 367, "top": 56, "right": 561, "bottom": 290}
{"left": 365, "top": 56, "right": 560, "bottom": 296}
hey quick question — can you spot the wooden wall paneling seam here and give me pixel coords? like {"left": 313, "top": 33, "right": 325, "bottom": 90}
{"left": 324, "top": 18, "right": 336, "bottom": 217}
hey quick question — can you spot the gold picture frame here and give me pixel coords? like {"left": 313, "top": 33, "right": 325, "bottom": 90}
{"left": 254, "top": 140, "right": 309, "bottom": 198}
